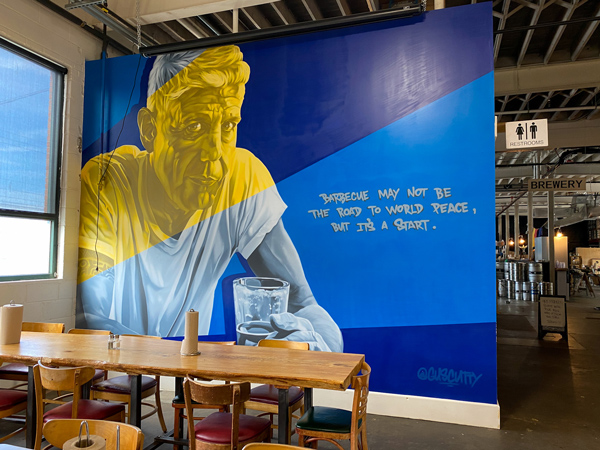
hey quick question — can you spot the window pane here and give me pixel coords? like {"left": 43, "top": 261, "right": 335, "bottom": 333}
{"left": 0, "top": 46, "right": 57, "bottom": 213}
{"left": 0, "top": 216, "right": 51, "bottom": 276}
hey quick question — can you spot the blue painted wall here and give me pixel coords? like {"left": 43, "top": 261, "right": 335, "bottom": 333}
{"left": 81, "top": 3, "right": 496, "bottom": 404}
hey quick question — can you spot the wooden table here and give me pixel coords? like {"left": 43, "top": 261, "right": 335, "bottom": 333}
{"left": 0, "top": 332, "right": 364, "bottom": 447}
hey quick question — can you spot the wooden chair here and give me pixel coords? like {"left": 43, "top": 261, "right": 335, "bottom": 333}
{"left": 173, "top": 341, "right": 236, "bottom": 450}
{"left": 33, "top": 361, "right": 125, "bottom": 450}
{"left": 0, "top": 322, "right": 65, "bottom": 388}
{"left": 90, "top": 334, "right": 167, "bottom": 432}
{"left": 243, "top": 339, "right": 309, "bottom": 444}
{"left": 0, "top": 358, "right": 28, "bottom": 443}
{"left": 43, "top": 419, "right": 143, "bottom": 450}
{"left": 296, "top": 362, "right": 371, "bottom": 450}
{"left": 184, "top": 376, "right": 271, "bottom": 450}
{"left": 67, "top": 329, "right": 111, "bottom": 384}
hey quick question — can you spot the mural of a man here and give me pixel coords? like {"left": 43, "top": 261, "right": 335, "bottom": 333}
{"left": 77, "top": 46, "right": 343, "bottom": 352}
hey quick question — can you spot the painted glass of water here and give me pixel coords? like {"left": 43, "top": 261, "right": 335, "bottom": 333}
{"left": 233, "top": 277, "right": 290, "bottom": 345}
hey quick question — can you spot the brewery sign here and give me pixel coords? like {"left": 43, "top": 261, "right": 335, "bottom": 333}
{"left": 528, "top": 177, "right": 587, "bottom": 191}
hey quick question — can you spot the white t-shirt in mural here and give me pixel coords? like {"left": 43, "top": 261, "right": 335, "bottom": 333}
{"left": 78, "top": 145, "right": 286, "bottom": 337}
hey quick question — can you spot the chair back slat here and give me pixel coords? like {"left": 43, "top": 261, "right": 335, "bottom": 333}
{"left": 22, "top": 322, "right": 65, "bottom": 333}
{"left": 37, "top": 363, "right": 95, "bottom": 391}
{"left": 258, "top": 339, "right": 310, "bottom": 350}
{"left": 351, "top": 362, "right": 370, "bottom": 433}
{"left": 67, "top": 328, "right": 110, "bottom": 335}
{"left": 185, "top": 377, "right": 250, "bottom": 406}
{"left": 43, "top": 419, "right": 143, "bottom": 450}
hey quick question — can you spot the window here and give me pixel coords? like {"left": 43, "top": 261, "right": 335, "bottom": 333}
{"left": 0, "top": 38, "right": 66, "bottom": 281}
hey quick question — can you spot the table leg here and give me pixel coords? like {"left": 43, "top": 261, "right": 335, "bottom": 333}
{"left": 304, "top": 387, "right": 313, "bottom": 409}
{"left": 277, "top": 388, "right": 289, "bottom": 444}
{"left": 174, "top": 377, "right": 184, "bottom": 450}
{"left": 130, "top": 374, "right": 142, "bottom": 427}
{"left": 26, "top": 366, "right": 36, "bottom": 449}
{"left": 82, "top": 380, "right": 91, "bottom": 399}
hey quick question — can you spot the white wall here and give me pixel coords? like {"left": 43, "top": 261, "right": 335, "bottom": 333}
{"left": 0, "top": 0, "right": 120, "bottom": 329}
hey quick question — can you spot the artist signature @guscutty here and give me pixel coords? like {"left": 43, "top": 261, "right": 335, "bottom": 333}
{"left": 417, "top": 367, "right": 482, "bottom": 388}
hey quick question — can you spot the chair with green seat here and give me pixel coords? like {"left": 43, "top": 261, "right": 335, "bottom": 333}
{"left": 296, "top": 361, "right": 370, "bottom": 450}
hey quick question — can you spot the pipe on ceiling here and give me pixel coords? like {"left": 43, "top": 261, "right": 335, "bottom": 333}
{"left": 34, "top": 0, "right": 133, "bottom": 55}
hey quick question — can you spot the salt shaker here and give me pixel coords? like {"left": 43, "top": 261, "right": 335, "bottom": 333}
{"left": 108, "top": 332, "right": 115, "bottom": 350}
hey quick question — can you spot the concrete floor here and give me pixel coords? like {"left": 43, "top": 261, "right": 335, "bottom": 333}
{"left": 2, "top": 289, "right": 600, "bottom": 449}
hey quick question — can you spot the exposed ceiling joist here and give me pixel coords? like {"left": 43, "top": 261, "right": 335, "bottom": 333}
{"left": 544, "top": 0, "right": 580, "bottom": 64}
{"left": 240, "top": 6, "right": 271, "bottom": 29}
{"left": 81, "top": 0, "right": 275, "bottom": 24}
{"left": 270, "top": 2, "right": 296, "bottom": 25}
{"left": 366, "top": 0, "right": 379, "bottom": 12}
{"left": 495, "top": 59, "right": 600, "bottom": 95}
{"left": 494, "top": 0, "right": 512, "bottom": 62}
{"left": 335, "top": 0, "right": 352, "bottom": 16}
{"left": 177, "top": 17, "right": 211, "bottom": 38}
{"left": 571, "top": 2, "right": 600, "bottom": 61}
{"left": 301, "top": 0, "right": 324, "bottom": 21}
{"left": 516, "top": 0, "right": 545, "bottom": 67}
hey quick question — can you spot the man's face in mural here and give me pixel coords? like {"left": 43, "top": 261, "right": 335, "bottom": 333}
{"left": 144, "top": 85, "right": 244, "bottom": 212}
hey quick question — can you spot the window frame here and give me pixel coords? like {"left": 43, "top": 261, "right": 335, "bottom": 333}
{"left": 0, "top": 37, "right": 67, "bottom": 282}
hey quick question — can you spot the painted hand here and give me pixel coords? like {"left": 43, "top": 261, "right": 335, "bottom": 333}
{"left": 266, "top": 312, "right": 331, "bottom": 351}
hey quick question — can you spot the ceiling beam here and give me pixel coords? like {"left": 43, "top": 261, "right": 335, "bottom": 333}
{"left": 571, "top": 2, "right": 600, "bottom": 61}
{"left": 544, "top": 0, "right": 580, "bottom": 64}
{"left": 516, "top": 0, "right": 545, "bottom": 67}
{"left": 514, "top": 92, "right": 532, "bottom": 121}
{"left": 549, "top": 88, "right": 577, "bottom": 121}
{"left": 495, "top": 59, "right": 600, "bottom": 96}
{"left": 494, "top": 0, "right": 512, "bottom": 62}
{"left": 212, "top": 11, "right": 235, "bottom": 33}
{"left": 240, "top": 6, "right": 271, "bottom": 29}
{"left": 335, "top": 0, "right": 352, "bottom": 16}
{"left": 197, "top": 15, "right": 221, "bottom": 35}
{"left": 366, "top": 0, "right": 379, "bottom": 12}
{"left": 532, "top": 91, "right": 554, "bottom": 120}
{"left": 156, "top": 22, "right": 187, "bottom": 41}
{"left": 270, "top": 1, "right": 296, "bottom": 25}
{"left": 177, "top": 17, "right": 210, "bottom": 38}
{"left": 496, "top": 163, "right": 600, "bottom": 180}
{"left": 301, "top": 0, "right": 324, "bottom": 21}
{"left": 87, "top": 0, "right": 275, "bottom": 24}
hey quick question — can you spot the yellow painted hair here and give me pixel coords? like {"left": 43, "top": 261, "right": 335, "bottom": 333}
{"left": 147, "top": 45, "right": 250, "bottom": 112}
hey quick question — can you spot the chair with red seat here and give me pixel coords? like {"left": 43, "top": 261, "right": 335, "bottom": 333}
{"left": 296, "top": 361, "right": 371, "bottom": 450}
{"left": 243, "top": 339, "right": 309, "bottom": 444}
{"left": 90, "top": 334, "right": 167, "bottom": 432}
{"left": 184, "top": 376, "right": 271, "bottom": 450}
{"left": 0, "top": 367, "right": 28, "bottom": 443}
{"left": 33, "top": 361, "right": 125, "bottom": 450}
{"left": 172, "top": 341, "right": 236, "bottom": 450}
